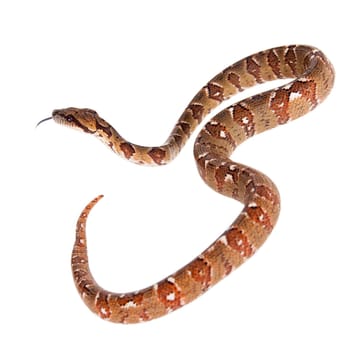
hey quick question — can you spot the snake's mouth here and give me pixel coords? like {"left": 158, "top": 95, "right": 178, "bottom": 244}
{"left": 36, "top": 108, "right": 81, "bottom": 129}
{"left": 36, "top": 109, "right": 72, "bottom": 128}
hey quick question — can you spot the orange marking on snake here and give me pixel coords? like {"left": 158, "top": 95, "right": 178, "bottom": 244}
{"left": 156, "top": 280, "right": 182, "bottom": 310}
{"left": 285, "top": 46, "right": 298, "bottom": 75}
{"left": 226, "top": 70, "right": 243, "bottom": 91}
{"left": 95, "top": 291, "right": 112, "bottom": 319}
{"left": 246, "top": 205, "right": 273, "bottom": 231}
{"left": 225, "top": 227, "right": 254, "bottom": 258}
{"left": 188, "top": 257, "right": 212, "bottom": 290}
{"left": 268, "top": 49, "right": 282, "bottom": 78}
{"left": 231, "top": 103, "right": 256, "bottom": 137}
{"left": 246, "top": 56, "right": 263, "bottom": 83}
{"left": 148, "top": 148, "right": 166, "bottom": 165}
{"left": 188, "top": 103, "right": 205, "bottom": 121}
{"left": 207, "top": 82, "right": 225, "bottom": 102}
{"left": 120, "top": 142, "right": 135, "bottom": 159}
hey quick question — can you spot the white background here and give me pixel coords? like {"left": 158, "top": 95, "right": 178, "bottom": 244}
{"left": 1, "top": 0, "right": 349, "bottom": 349}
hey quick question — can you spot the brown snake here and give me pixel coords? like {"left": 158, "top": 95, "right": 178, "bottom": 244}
{"left": 38, "top": 45, "right": 334, "bottom": 323}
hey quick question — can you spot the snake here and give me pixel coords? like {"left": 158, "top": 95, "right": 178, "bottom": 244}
{"left": 38, "top": 45, "right": 334, "bottom": 324}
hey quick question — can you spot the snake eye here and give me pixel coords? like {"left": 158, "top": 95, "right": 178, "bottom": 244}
{"left": 66, "top": 115, "right": 74, "bottom": 122}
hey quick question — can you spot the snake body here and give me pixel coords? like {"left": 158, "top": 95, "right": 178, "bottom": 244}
{"left": 40, "top": 45, "right": 334, "bottom": 323}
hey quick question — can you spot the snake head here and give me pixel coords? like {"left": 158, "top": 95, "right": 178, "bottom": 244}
{"left": 37, "top": 107, "right": 103, "bottom": 134}
{"left": 51, "top": 108, "right": 100, "bottom": 133}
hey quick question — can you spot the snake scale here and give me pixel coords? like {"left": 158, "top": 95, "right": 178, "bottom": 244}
{"left": 38, "top": 45, "right": 334, "bottom": 323}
